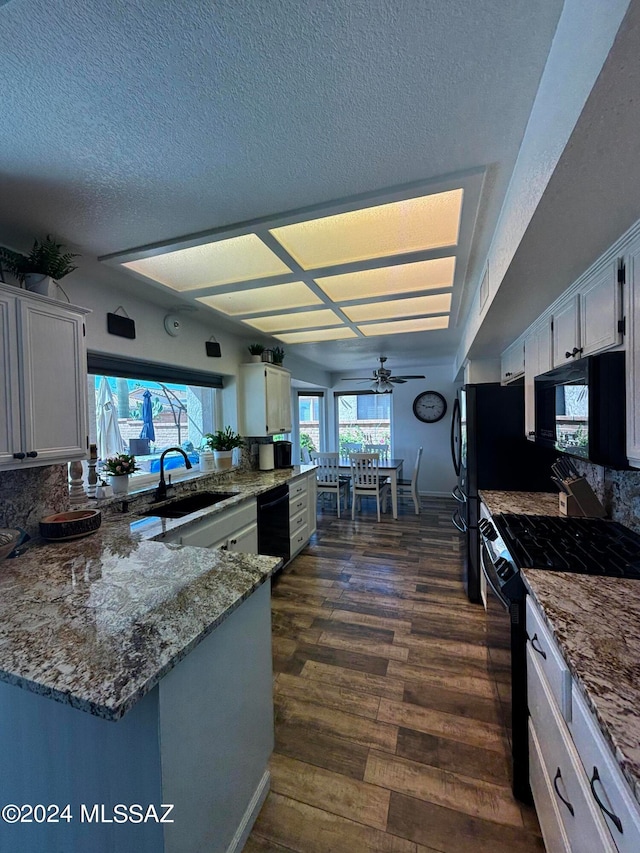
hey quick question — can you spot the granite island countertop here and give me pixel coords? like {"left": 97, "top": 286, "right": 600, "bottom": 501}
{"left": 0, "top": 466, "right": 316, "bottom": 720}
{"left": 479, "top": 489, "right": 560, "bottom": 516}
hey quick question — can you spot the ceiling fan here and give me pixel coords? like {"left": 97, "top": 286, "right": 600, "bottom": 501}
{"left": 341, "top": 357, "right": 425, "bottom": 393}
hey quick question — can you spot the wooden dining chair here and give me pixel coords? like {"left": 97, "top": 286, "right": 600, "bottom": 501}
{"left": 349, "top": 453, "right": 390, "bottom": 522}
{"left": 342, "top": 441, "right": 363, "bottom": 456}
{"left": 395, "top": 446, "right": 423, "bottom": 514}
{"left": 364, "top": 443, "right": 388, "bottom": 458}
{"left": 311, "top": 451, "right": 349, "bottom": 518}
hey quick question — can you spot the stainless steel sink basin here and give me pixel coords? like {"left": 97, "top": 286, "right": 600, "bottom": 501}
{"left": 142, "top": 491, "right": 237, "bottom": 519}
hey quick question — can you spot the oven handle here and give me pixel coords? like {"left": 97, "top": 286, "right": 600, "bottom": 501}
{"left": 451, "top": 485, "right": 467, "bottom": 503}
{"left": 451, "top": 509, "right": 467, "bottom": 533}
{"left": 259, "top": 493, "right": 289, "bottom": 512}
{"left": 480, "top": 542, "right": 510, "bottom": 611}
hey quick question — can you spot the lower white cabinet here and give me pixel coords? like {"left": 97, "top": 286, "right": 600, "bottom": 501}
{"left": 289, "top": 475, "right": 309, "bottom": 559}
{"left": 527, "top": 597, "right": 640, "bottom": 852}
{"left": 166, "top": 499, "right": 258, "bottom": 553}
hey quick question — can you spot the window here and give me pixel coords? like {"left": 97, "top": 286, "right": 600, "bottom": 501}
{"left": 298, "top": 392, "right": 324, "bottom": 460}
{"left": 87, "top": 354, "right": 222, "bottom": 480}
{"left": 334, "top": 391, "right": 391, "bottom": 455}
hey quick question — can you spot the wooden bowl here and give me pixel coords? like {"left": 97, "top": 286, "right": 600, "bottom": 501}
{"left": 39, "top": 510, "right": 102, "bottom": 541}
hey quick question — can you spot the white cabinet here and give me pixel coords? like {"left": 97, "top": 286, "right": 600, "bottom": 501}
{"left": 527, "top": 597, "right": 640, "bottom": 852}
{"left": 289, "top": 472, "right": 317, "bottom": 558}
{"left": 552, "top": 295, "right": 581, "bottom": 367}
{"left": 241, "top": 363, "right": 292, "bottom": 437}
{"left": 0, "top": 285, "right": 89, "bottom": 470}
{"left": 524, "top": 319, "right": 552, "bottom": 440}
{"left": 625, "top": 240, "right": 640, "bottom": 467}
{"left": 579, "top": 260, "right": 623, "bottom": 357}
{"left": 551, "top": 261, "right": 623, "bottom": 368}
{"left": 167, "top": 499, "right": 258, "bottom": 553}
{"left": 500, "top": 337, "right": 525, "bottom": 384}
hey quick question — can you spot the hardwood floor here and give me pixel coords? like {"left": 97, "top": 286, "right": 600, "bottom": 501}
{"left": 243, "top": 497, "right": 544, "bottom": 853}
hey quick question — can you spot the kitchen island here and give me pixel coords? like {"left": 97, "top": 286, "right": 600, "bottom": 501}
{"left": 0, "top": 468, "right": 317, "bottom": 853}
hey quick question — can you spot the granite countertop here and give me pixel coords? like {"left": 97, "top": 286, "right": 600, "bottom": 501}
{"left": 479, "top": 489, "right": 560, "bottom": 516}
{"left": 522, "top": 570, "right": 640, "bottom": 806}
{"left": 0, "top": 466, "right": 315, "bottom": 720}
{"left": 479, "top": 488, "right": 640, "bottom": 806}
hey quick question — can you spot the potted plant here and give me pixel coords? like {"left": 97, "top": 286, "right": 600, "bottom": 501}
{"left": 203, "top": 427, "right": 244, "bottom": 469}
{"left": 0, "top": 235, "right": 79, "bottom": 298}
{"left": 248, "top": 343, "right": 265, "bottom": 363}
{"left": 102, "top": 452, "right": 139, "bottom": 495}
{"left": 272, "top": 346, "right": 285, "bottom": 365}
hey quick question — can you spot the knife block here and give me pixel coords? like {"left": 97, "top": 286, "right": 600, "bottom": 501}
{"left": 559, "top": 493, "right": 582, "bottom": 516}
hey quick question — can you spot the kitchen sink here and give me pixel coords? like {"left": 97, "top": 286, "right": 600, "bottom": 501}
{"left": 142, "top": 491, "right": 238, "bottom": 519}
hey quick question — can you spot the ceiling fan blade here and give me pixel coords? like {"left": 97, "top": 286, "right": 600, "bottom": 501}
{"left": 390, "top": 378, "right": 407, "bottom": 384}
{"left": 340, "top": 377, "right": 373, "bottom": 380}
{"left": 392, "top": 375, "right": 425, "bottom": 380}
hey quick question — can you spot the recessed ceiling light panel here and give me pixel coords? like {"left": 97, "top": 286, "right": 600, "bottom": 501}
{"left": 123, "top": 234, "right": 291, "bottom": 291}
{"left": 270, "top": 189, "right": 463, "bottom": 269}
{"left": 359, "top": 316, "right": 450, "bottom": 336}
{"left": 342, "top": 293, "right": 452, "bottom": 323}
{"left": 275, "top": 328, "right": 358, "bottom": 343}
{"left": 196, "top": 281, "right": 322, "bottom": 315}
{"left": 243, "top": 309, "right": 343, "bottom": 333}
{"left": 315, "top": 256, "right": 456, "bottom": 301}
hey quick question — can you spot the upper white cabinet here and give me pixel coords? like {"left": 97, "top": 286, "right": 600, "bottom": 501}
{"left": 0, "top": 285, "right": 89, "bottom": 470}
{"left": 241, "top": 363, "right": 292, "bottom": 437}
{"left": 552, "top": 295, "right": 581, "bottom": 366}
{"left": 552, "top": 260, "right": 623, "bottom": 367}
{"left": 626, "top": 240, "right": 640, "bottom": 467}
{"left": 579, "top": 259, "right": 623, "bottom": 357}
{"left": 524, "top": 319, "right": 552, "bottom": 439}
{"left": 500, "top": 337, "right": 525, "bottom": 384}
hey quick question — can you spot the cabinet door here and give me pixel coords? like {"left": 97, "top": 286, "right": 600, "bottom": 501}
{"left": 501, "top": 339, "right": 524, "bottom": 384}
{"left": 278, "top": 369, "right": 292, "bottom": 433}
{"left": 524, "top": 329, "right": 539, "bottom": 440}
{"left": 17, "top": 300, "right": 87, "bottom": 464}
{"left": 227, "top": 522, "right": 258, "bottom": 555}
{"left": 537, "top": 319, "right": 552, "bottom": 375}
{"left": 307, "top": 471, "right": 317, "bottom": 536}
{"left": 627, "top": 242, "right": 640, "bottom": 467}
{"left": 265, "top": 366, "right": 291, "bottom": 434}
{"left": 552, "top": 296, "right": 581, "bottom": 366}
{"left": 0, "top": 292, "right": 21, "bottom": 466}
{"left": 579, "top": 260, "right": 623, "bottom": 357}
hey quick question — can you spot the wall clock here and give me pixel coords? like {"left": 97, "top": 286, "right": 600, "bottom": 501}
{"left": 412, "top": 391, "right": 447, "bottom": 423}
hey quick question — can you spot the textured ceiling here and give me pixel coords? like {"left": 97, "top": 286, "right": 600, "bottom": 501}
{"left": 0, "top": 0, "right": 563, "bottom": 370}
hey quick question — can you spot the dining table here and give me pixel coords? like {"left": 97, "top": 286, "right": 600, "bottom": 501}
{"left": 338, "top": 457, "right": 404, "bottom": 520}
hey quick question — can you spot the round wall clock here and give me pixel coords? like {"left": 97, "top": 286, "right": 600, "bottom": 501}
{"left": 412, "top": 391, "right": 447, "bottom": 423}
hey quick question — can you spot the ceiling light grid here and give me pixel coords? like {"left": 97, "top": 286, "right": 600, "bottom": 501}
{"left": 110, "top": 184, "right": 466, "bottom": 344}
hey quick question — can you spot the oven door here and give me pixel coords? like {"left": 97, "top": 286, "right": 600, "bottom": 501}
{"left": 480, "top": 540, "right": 531, "bottom": 803}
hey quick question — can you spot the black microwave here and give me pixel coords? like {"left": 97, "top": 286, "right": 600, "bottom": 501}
{"left": 534, "top": 351, "right": 627, "bottom": 468}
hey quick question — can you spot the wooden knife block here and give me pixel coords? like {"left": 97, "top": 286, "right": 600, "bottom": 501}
{"left": 559, "top": 493, "right": 582, "bottom": 516}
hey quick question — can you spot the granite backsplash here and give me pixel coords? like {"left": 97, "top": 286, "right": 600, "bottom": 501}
{"left": 0, "top": 465, "right": 69, "bottom": 537}
{"left": 572, "top": 459, "right": 640, "bottom": 535}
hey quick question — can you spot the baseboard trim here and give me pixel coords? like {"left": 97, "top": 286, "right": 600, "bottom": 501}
{"left": 226, "top": 769, "right": 270, "bottom": 853}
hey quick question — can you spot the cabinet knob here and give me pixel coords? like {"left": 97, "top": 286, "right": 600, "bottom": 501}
{"left": 13, "top": 452, "right": 26, "bottom": 460}
{"left": 565, "top": 347, "right": 583, "bottom": 359}
{"left": 505, "top": 372, "right": 512, "bottom": 377}
{"left": 528, "top": 431, "right": 535, "bottom": 436}
{"left": 26, "top": 451, "right": 38, "bottom": 458}
{"left": 229, "top": 538, "right": 237, "bottom": 546}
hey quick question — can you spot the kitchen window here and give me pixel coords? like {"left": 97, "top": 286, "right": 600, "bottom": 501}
{"left": 334, "top": 391, "right": 391, "bottom": 455}
{"left": 297, "top": 392, "right": 325, "bottom": 460}
{"left": 87, "top": 353, "right": 223, "bottom": 482}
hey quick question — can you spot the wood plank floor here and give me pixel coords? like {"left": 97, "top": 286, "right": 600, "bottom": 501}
{"left": 243, "top": 497, "right": 545, "bottom": 853}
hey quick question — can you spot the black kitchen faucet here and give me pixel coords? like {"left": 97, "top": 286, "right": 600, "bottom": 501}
{"left": 155, "top": 447, "right": 192, "bottom": 502}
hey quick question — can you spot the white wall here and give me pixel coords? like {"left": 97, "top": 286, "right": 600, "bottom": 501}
{"left": 330, "top": 360, "right": 459, "bottom": 496}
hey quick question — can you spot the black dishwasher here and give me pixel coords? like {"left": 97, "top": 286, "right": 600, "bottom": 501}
{"left": 257, "top": 484, "right": 290, "bottom": 562}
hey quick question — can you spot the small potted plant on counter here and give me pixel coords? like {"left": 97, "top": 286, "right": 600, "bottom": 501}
{"left": 248, "top": 343, "right": 265, "bottom": 363}
{"left": 203, "top": 427, "right": 244, "bottom": 469}
{"left": 103, "top": 452, "right": 139, "bottom": 495}
{"left": 0, "top": 235, "right": 79, "bottom": 298}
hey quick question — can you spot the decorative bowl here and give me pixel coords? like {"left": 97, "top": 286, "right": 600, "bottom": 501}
{"left": 39, "top": 510, "right": 102, "bottom": 541}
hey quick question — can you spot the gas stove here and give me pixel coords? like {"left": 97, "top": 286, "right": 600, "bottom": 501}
{"left": 490, "top": 514, "right": 640, "bottom": 579}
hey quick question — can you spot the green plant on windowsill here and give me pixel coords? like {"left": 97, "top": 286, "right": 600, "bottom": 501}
{"left": 203, "top": 427, "right": 244, "bottom": 452}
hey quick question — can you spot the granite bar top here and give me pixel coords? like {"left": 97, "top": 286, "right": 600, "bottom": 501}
{"left": 0, "top": 466, "right": 316, "bottom": 720}
{"left": 522, "top": 570, "right": 640, "bottom": 806}
{"left": 479, "top": 489, "right": 560, "bottom": 516}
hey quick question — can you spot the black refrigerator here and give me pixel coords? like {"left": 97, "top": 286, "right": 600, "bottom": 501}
{"left": 450, "top": 382, "right": 556, "bottom": 603}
